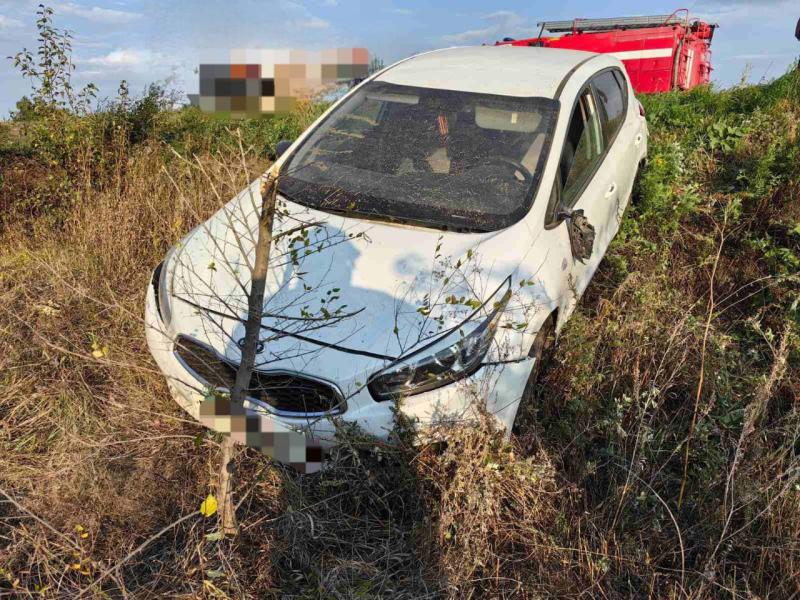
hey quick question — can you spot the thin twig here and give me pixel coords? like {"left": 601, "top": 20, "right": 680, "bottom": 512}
{"left": 77, "top": 511, "right": 200, "bottom": 597}
{"left": 0, "top": 486, "right": 80, "bottom": 550}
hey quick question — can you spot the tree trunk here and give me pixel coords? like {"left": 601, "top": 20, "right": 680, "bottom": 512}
{"left": 218, "top": 435, "right": 238, "bottom": 535}
{"left": 217, "top": 169, "right": 280, "bottom": 536}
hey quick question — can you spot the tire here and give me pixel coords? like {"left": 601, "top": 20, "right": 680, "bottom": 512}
{"left": 512, "top": 313, "right": 557, "bottom": 436}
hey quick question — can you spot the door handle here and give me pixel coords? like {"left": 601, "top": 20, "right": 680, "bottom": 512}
{"left": 634, "top": 133, "right": 643, "bottom": 146}
{"left": 604, "top": 182, "right": 617, "bottom": 199}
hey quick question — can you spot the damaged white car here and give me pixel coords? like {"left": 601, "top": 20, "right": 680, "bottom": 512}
{"left": 145, "top": 46, "right": 647, "bottom": 446}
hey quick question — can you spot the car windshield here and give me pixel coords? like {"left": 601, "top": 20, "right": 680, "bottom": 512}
{"left": 278, "top": 81, "right": 559, "bottom": 231}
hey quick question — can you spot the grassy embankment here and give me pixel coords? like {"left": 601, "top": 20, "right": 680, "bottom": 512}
{"left": 1, "top": 64, "right": 799, "bottom": 597}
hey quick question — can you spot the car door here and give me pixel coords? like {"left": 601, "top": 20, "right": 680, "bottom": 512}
{"left": 591, "top": 68, "right": 637, "bottom": 238}
{"left": 544, "top": 83, "right": 613, "bottom": 315}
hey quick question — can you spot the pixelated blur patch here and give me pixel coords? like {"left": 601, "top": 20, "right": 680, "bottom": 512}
{"left": 188, "top": 48, "right": 370, "bottom": 117}
{"left": 199, "top": 392, "right": 325, "bottom": 474}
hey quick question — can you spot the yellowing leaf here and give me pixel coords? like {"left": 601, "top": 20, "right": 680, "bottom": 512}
{"left": 34, "top": 302, "right": 60, "bottom": 316}
{"left": 90, "top": 340, "right": 109, "bottom": 358}
{"left": 199, "top": 494, "right": 218, "bottom": 518}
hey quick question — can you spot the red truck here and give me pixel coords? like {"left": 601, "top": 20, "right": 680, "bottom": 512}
{"left": 495, "top": 10, "right": 717, "bottom": 94}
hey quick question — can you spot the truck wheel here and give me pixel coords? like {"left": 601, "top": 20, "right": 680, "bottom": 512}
{"left": 512, "top": 314, "right": 556, "bottom": 436}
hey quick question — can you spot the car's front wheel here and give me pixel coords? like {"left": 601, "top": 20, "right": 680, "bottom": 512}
{"left": 512, "top": 313, "right": 556, "bottom": 437}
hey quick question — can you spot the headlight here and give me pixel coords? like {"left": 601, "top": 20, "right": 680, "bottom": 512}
{"left": 367, "top": 284, "right": 511, "bottom": 402}
{"left": 154, "top": 247, "right": 175, "bottom": 326}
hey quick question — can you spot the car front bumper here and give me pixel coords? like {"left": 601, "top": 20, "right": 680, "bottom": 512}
{"left": 144, "top": 278, "right": 536, "bottom": 448}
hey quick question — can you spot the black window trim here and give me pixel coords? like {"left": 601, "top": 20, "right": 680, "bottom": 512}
{"left": 592, "top": 67, "right": 629, "bottom": 150}
{"left": 544, "top": 65, "right": 630, "bottom": 230}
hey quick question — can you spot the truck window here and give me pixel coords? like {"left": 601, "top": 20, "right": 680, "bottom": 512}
{"left": 591, "top": 70, "right": 627, "bottom": 146}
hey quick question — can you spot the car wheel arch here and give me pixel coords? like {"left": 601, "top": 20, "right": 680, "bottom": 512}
{"left": 527, "top": 309, "right": 559, "bottom": 358}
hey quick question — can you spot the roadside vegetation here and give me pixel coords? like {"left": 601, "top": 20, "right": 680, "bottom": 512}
{"left": 1, "top": 7, "right": 798, "bottom": 598}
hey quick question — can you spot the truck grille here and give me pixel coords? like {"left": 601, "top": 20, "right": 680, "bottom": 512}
{"left": 174, "top": 336, "right": 344, "bottom": 415}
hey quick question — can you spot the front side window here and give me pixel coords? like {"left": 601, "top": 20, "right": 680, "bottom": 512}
{"left": 279, "top": 81, "right": 559, "bottom": 231}
{"left": 591, "top": 69, "right": 627, "bottom": 145}
{"left": 559, "top": 87, "right": 605, "bottom": 209}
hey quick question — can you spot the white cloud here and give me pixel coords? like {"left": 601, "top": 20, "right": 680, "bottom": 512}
{"left": 443, "top": 26, "right": 495, "bottom": 43}
{"left": 392, "top": 8, "right": 413, "bottom": 16}
{"left": 84, "top": 48, "right": 161, "bottom": 69}
{"left": 53, "top": 2, "right": 142, "bottom": 24}
{"left": 701, "top": 0, "right": 791, "bottom": 4}
{"left": 322, "top": 0, "right": 338, "bottom": 6}
{"left": 292, "top": 16, "right": 330, "bottom": 29}
{"left": 72, "top": 38, "right": 113, "bottom": 49}
{"left": 725, "top": 52, "right": 795, "bottom": 60}
{"left": 278, "top": 0, "right": 331, "bottom": 29}
{"left": 443, "top": 10, "right": 528, "bottom": 43}
{"left": 694, "top": 0, "right": 795, "bottom": 24}
{"left": 484, "top": 10, "right": 518, "bottom": 20}
{"left": 0, "top": 14, "right": 24, "bottom": 30}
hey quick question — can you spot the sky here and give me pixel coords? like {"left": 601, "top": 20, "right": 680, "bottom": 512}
{"left": 0, "top": 0, "right": 798, "bottom": 117}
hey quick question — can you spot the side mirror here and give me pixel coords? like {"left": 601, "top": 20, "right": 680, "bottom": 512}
{"left": 556, "top": 205, "right": 575, "bottom": 222}
{"left": 275, "top": 139, "right": 293, "bottom": 160}
{"left": 562, "top": 208, "right": 595, "bottom": 264}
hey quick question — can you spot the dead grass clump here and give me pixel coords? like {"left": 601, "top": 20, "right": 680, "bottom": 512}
{"left": 416, "top": 417, "right": 567, "bottom": 598}
{"left": 0, "top": 135, "right": 268, "bottom": 596}
{"left": 264, "top": 424, "right": 434, "bottom": 598}
{"left": 0, "top": 155, "right": 71, "bottom": 231}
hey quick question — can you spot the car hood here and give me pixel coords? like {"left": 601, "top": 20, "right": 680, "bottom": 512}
{"left": 166, "top": 180, "right": 533, "bottom": 382}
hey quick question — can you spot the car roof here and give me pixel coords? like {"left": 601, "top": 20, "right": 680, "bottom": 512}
{"left": 376, "top": 46, "right": 600, "bottom": 99}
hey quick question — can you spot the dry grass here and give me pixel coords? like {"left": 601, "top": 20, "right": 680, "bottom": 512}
{"left": 1, "top": 74, "right": 799, "bottom": 598}
{"left": 0, "top": 139, "right": 268, "bottom": 597}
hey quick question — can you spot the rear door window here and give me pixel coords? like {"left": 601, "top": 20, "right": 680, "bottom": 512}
{"left": 591, "top": 69, "right": 627, "bottom": 146}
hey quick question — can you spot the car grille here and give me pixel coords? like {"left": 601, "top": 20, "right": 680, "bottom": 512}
{"left": 174, "top": 335, "right": 344, "bottom": 415}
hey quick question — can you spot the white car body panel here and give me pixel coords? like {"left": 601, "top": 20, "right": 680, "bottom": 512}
{"left": 379, "top": 46, "right": 595, "bottom": 98}
{"left": 145, "top": 46, "right": 648, "bottom": 446}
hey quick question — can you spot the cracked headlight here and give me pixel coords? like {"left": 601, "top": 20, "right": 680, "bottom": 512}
{"left": 368, "top": 285, "right": 511, "bottom": 402}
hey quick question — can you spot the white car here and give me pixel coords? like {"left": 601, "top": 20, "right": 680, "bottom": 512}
{"left": 145, "top": 46, "right": 647, "bottom": 447}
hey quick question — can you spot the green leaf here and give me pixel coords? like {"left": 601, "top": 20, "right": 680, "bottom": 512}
{"left": 464, "top": 298, "right": 482, "bottom": 310}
